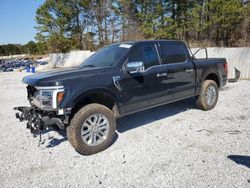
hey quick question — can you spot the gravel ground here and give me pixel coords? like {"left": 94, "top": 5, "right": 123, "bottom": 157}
{"left": 0, "top": 72, "right": 249, "bottom": 188}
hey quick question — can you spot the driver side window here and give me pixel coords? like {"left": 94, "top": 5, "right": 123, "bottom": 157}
{"left": 128, "top": 44, "right": 160, "bottom": 69}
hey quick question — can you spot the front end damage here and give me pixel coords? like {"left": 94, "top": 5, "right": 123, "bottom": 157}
{"left": 14, "top": 84, "right": 71, "bottom": 140}
{"left": 14, "top": 106, "right": 67, "bottom": 134}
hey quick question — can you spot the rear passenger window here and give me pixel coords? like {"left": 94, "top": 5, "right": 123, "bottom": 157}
{"left": 128, "top": 45, "right": 159, "bottom": 69}
{"left": 161, "top": 44, "right": 187, "bottom": 64}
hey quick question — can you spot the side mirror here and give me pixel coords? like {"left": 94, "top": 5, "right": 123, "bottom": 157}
{"left": 125, "top": 61, "right": 145, "bottom": 73}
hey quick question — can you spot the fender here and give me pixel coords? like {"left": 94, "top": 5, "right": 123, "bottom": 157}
{"left": 196, "top": 68, "right": 221, "bottom": 95}
{"left": 70, "top": 86, "right": 120, "bottom": 109}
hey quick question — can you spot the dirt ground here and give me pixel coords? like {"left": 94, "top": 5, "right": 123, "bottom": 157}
{"left": 0, "top": 72, "right": 249, "bottom": 187}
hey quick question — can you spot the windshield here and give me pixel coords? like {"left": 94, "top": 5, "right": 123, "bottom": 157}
{"left": 80, "top": 44, "right": 131, "bottom": 68}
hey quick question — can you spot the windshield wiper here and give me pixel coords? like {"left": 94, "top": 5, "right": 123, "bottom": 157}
{"left": 81, "top": 65, "right": 96, "bottom": 68}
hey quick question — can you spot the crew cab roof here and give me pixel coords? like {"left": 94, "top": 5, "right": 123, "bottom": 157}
{"left": 109, "top": 40, "right": 186, "bottom": 47}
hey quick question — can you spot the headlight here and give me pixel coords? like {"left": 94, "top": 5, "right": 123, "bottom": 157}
{"left": 41, "top": 90, "right": 53, "bottom": 107}
{"left": 31, "top": 86, "right": 65, "bottom": 110}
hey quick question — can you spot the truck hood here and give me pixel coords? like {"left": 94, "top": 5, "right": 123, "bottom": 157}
{"left": 22, "top": 67, "right": 111, "bottom": 87}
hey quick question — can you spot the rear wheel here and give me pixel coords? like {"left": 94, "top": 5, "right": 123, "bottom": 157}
{"left": 67, "top": 103, "right": 116, "bottom": 155}
{"left": 196, "top": 80, "right": 219, "bottom": 111}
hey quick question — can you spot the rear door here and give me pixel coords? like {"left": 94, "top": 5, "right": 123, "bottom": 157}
{"left": 159, "top": 42, "right": 196, "bottom": 100}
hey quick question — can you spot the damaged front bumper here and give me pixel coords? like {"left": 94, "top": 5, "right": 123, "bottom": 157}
{"left": 14, "top": 106, "right": 69, "bottom": 135}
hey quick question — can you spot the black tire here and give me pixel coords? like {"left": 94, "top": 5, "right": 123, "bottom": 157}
{"left": 67, "top": 103, "right": 116, "bottom": 155}
{"left": 196, "top": 80, "right": 219, "bottom": 111}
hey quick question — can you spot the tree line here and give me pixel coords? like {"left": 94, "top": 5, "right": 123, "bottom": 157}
{"left": 1, "top": 0, "right": 250, "bottom": 56}
{"left": 0, "top": 41, "right": 44, "bottom": 56}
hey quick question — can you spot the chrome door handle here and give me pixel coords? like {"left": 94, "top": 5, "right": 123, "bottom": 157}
{"left": 157, "top": 73, "right": 167, "bottom": 77}
{"left": 186, "top": 69, "right": 194, "bottom": 73}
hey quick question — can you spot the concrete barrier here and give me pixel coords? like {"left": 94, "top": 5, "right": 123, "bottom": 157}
{"left": 37, "top": 50, "right": 94, "bottom": 71}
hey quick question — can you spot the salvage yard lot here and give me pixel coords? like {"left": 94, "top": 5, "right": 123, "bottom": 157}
{"left": 0, "top": 72, "right": 249, "bottom": 187}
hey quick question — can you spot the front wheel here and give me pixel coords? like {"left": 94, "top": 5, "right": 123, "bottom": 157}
{"left": 196, "top": 80, "right": 219, "bottom": 111}
{"left": 67, "top": 103, "right": 116, "bottom": 155}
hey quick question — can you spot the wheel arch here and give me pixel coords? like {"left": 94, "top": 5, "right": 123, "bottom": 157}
{"left": 196, "top": 69, "right": 221, "bottom": 95}
{"left": 201, "top": 69, "right": 221, "bottom": 87}
{"left": 71, "top": 88, "right": 120, "bottom": 118}
{"left": 204, "top": 72, "right": 220, "bottom": 87}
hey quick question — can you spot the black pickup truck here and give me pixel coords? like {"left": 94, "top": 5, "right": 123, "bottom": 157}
{"left": 14, "top": 40, "right": 228, "bottom": 155}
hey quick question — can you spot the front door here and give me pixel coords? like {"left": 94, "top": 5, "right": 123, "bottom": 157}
{"left": 119, "top": 43, "right": 166, "bottom": 115}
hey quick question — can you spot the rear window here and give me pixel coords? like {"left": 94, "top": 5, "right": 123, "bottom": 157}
{"left": 161, "top": 44, "right": 187, "bottom": 64}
